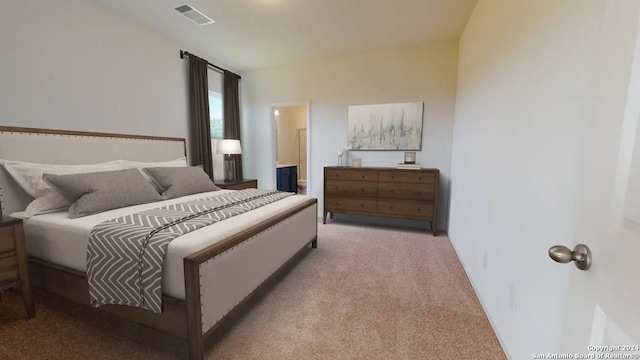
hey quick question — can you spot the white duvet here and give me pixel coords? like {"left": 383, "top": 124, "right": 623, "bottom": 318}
{"left": 16, "top": 190, "right": 311, "bottom": 300}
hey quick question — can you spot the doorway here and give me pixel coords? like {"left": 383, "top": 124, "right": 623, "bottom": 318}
{"left": 271, "top": 102, "right": 310, "bottom": 195}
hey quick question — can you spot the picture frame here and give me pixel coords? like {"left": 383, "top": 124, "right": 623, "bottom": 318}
{"left": 347, "top": 102, "right": 424, "bottom": 151}
{"left": 404, "top": 152, "right": 416, "bottom": 164}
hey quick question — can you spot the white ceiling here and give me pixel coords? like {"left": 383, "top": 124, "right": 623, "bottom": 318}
{"left": 92, "top": 0, "right": 477, "bottom": 72}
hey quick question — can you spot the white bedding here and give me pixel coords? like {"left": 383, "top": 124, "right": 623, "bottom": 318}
{"left": 18, "top": 190, "right": 312, "bottom": 300}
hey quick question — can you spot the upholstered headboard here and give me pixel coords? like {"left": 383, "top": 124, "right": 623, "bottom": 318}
{"left": 0, "top": 126, "right": 186, "bottom": 216}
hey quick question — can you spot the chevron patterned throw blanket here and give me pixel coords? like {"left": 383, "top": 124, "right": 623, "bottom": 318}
{"left": 87, "top": 189, "right": 294, "bottom": 313}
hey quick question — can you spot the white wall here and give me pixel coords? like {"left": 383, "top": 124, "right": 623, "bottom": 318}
{"left": 450, "top": 1, "right": 607, "bottom": 358}
{"left": 242, "top": 42, "right": 458, "bottom": 230}
{"left": 0, "top": 0, "right": 189, "bottom": 149}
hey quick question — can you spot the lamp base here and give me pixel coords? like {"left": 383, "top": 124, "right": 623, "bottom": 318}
{"left": 224, "top": 156, "right": 236, "bottom": 182}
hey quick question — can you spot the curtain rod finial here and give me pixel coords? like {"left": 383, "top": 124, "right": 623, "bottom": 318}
{"left": 180, "top": 50, "right": 184, "bottom": 59}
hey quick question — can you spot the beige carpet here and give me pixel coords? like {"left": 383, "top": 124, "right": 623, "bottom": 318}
{"left": 0, "top": 221, "right": 506, "bottom": 360}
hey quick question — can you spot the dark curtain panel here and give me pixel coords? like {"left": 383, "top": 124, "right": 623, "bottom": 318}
{"left": 188, "top": 55, "right": 213, "bottom": 178}
{"left": 223, "top": 70, "right": 243, "bottom": 179}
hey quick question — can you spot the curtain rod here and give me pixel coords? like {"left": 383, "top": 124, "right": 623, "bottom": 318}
{"left": 180, "top": 50, "right": 241, "bottom": 79}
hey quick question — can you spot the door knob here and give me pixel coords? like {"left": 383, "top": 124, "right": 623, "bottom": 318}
{"left": 548, "top": 244, "right": 592, "bottom": 271}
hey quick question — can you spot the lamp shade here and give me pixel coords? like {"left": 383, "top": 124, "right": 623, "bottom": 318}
{"left": 216, "top": 139, "right": 242, "bottom": 155}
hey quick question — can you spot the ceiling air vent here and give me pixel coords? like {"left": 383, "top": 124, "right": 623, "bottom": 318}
{"left": 175, "top": 4, "right": 215, "bottom": 26}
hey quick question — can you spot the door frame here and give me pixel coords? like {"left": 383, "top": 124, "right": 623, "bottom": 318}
{"left": 269, "top": 100, "right": 311, "bottom": 194}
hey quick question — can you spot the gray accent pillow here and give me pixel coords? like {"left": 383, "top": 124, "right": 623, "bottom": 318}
{"left": 43, "top": 168, "right": 163, "bottom": 218}
{"left": 142, "top": 167, "right": 220, "bottom": 199}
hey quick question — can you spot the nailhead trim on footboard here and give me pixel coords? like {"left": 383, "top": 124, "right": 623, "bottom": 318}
{"left": 199, "top": 204, "right": 317, "bottom": 333}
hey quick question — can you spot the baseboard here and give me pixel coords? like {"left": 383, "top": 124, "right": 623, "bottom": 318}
{"left": 448, "top": 236, "right": 514, "bottom": 360}
{"left": 332, "top": 213, "right": 432, "bottom": 230}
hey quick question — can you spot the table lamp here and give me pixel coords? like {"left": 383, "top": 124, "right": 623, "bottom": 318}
{"left": 216, "top": 139, "right": 242, "bottom": 182}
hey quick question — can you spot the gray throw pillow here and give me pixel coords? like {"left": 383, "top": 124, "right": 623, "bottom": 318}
{"left": 142, "top": 167, "right": 220, "bottom": 199}
{"left": 43, "top": 168, "right": 163, "bottom": 218}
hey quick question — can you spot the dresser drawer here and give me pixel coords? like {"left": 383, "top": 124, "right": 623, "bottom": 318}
{"left": 0, "top": 256, "right": 19, "bottom": 284}
{"left": 326, "top": 197, "right": 377, "bottom": 213}
{"left": 378, "top": 171, "right": 436, "bottom": 184}
{"left": 378, "top": 182, "right": 435, "bottom": 200}
{"left": 326, "top": 180, "right": 377, "bottom": 197}
{"left": 325, "top": 169, "right": 377, "bottom": 182}
{"left": 0, "top": 226, "right": 16, "bottom": 254}
{"left": 377, "top": 200, "right": 434, "bottom": 219}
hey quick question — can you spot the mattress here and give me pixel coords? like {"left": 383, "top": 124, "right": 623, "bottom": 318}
{"left": 18, "top": 190, "right": 312, "bottom": 300}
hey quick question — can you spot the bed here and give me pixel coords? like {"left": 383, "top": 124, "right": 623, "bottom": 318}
{"left": 0, "top": 126, "right": 318, "bottom": 360}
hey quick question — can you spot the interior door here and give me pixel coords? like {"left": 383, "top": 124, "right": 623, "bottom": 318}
{"left": 558, "top": 1, "right": 640, "bottom": 356}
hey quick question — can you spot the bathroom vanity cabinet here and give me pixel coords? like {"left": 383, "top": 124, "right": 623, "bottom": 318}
{"left": 276, "top": 164, "right": 298, "bottom": 193}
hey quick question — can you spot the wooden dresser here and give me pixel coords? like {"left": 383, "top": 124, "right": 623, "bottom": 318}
{"left": 323, "top": 167, "right": 439, "bottom": 235}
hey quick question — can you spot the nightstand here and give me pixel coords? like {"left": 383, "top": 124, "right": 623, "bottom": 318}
{"left": 215, "top": 179, "right": 258, "bottom": 190}
{"left": 0, "top": 216, "right": 35, "bottom": 318}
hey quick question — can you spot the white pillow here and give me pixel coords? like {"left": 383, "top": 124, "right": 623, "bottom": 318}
{"left": 0, "top": 159, "right": 125, "bottom": 216}
{"left": 23, "top": 192, "right": 70, "bottom": 218}
{"left": 118, "top": 157, "right": 187, "bottom": 170}
{"left": 0, "top": 159, "right": 124, "bottom": 198}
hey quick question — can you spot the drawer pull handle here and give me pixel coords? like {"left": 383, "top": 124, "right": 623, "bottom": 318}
{"left": 361, "top": 175, "right": 365, "bottom": 178}
{"left": 361, "top": 188, "right": 364, "bottom": 191}
{"left": 417, "top": 208, "right": 421, "bottom": 212}
{"left": 361, "top": 204, "right": 364, "bottom": 207}
{"left": 419, "top": 177, "right": 422, "bottom": 181}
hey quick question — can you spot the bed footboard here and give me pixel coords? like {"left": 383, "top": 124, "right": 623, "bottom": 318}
{"left": 184, "top": 199, "right": 318, "bottom": 360}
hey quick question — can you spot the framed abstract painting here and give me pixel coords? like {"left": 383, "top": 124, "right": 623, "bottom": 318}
{"left": 347, "top": 102, "right": 424, "bottom": 150}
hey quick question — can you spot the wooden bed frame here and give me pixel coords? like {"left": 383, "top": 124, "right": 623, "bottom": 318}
{"left": 0, "top": 126, "right": 319, "bottom": 360}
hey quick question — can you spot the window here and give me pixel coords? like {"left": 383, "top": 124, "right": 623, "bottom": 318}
{"left": 209, "top": 91, "right": 224, "bottom": 139}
